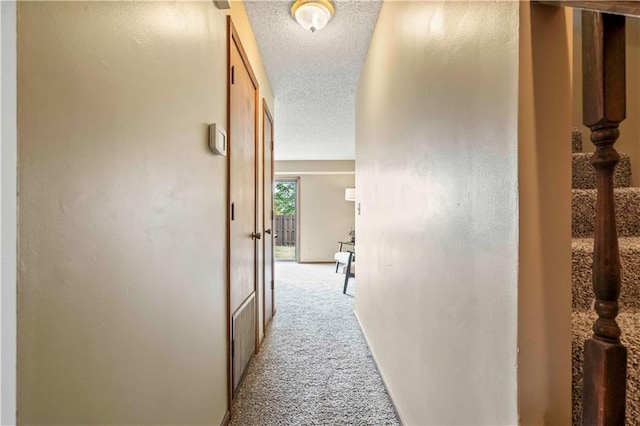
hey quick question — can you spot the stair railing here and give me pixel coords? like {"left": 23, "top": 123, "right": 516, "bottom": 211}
{"left": 533, "top": 2, "right": 637, "bottom": 422}
{"left": 581, "top": 10, "right": 627, "bottom": 425}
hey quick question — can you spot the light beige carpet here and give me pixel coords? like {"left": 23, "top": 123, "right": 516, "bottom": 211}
{"left": 230, "top": 263, "right": 399, "bottom": 426}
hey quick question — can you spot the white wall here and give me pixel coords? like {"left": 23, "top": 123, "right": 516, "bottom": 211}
{"left": 17, "top": 2, "right": 272, "bottom": 424}
{"left": 1, "top": 1, "right": 17, "bottom": 424}
{"left": 356, "top": 2, "right": 517, "bottom": 424}
{"left": 276, "top": 161, "right": 355, "bottom": 262}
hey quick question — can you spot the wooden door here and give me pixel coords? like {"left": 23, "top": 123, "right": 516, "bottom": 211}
{"left": 228, "top": 20, "right": 259, "bottom": 396}
{"left": 263, "top": 101, "right": 275, "bottom": 328}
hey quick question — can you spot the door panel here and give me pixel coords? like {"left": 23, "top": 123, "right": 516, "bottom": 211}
{"left": 229, "top": 29, "right": 258, "bottom": 397}
{"left": 230, "top": 43, "right": 256, "bottom": 316}
{"left": 232, "top": 295, "right": 256, "bottom": 392}
{"left": 263, "top": 103, "right": 275, "bottom": 327}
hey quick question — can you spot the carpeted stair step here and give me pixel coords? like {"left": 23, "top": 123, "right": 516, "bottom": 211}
{"left": 572, "top": 128, "right": 583, "bottom": 154}
{"left": 573, "top": 188, "right": 640, "bottom": 238}
{"left": 572, "top": 311, "right": 640, "bottom": 426}
{"left": 572, "top": 238, "right": 640, "bottom": 311}
{"left": 573, "top": 152, "right": 632, "bottom": 189}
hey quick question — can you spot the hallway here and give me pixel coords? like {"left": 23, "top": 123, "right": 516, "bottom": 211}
{"left": 230, "top": 263, "right": 399, "bottom": 425}
{"left": 5, "top": 2, "right": 583, "bottom": 423}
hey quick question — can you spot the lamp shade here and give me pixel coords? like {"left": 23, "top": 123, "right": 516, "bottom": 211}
{"left": 291, "top": 0, "right": 335, "bottom": 33}
{"left": 345, "top": 188, "right": 356, "bottom": 201}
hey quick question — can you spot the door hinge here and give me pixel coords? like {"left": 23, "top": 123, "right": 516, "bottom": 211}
{"left": 231, "top": 202, "right": 235, "bottom": 221}
{"left": 271, "top": 210, "right": 274, "bottom": 221}
{"left": 271, "top": 279, "right": 274, "bottom": 290}
{"left": 231, "top": 339, "right": 235, "bottom": 358}
{"left": 231, "top": 66, "right": 235, "bottom": 84}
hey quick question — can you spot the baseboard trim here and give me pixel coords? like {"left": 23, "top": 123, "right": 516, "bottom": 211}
{"left": 298, "top": 261, "right": 334, "bottom": 264}
{"left": 353, "top": 310, "right": 407, "bottom": 426}
{"left": 220, "top": 410, "right": 231, "bottom": 426}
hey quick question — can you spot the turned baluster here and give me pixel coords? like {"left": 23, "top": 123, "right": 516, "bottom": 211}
{"left": 582, "top": 11, "right": 628, "bottom": 426}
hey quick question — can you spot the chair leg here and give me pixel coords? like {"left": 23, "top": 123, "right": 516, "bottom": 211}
{"left": 335, "top": 261, "right": 340, "bottom": 273}
{"left": 343, "top": 251, "right": 354, "bottom": 294}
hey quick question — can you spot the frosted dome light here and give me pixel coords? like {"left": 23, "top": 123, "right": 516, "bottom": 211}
{"left": 291, "top": 0, "right": 335, "bottom": 33}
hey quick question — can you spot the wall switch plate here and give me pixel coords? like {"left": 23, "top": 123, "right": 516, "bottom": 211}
{"left": 209, "top": 123, "right": 227, "bottom": 156}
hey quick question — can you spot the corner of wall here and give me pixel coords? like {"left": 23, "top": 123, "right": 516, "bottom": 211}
{"left": 517, "top": 2, "right": 572, "bottom": 423}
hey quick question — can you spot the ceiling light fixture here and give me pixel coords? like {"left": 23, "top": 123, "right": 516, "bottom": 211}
{"left": 291, "top": 0, "right": 335, "bottom": 33}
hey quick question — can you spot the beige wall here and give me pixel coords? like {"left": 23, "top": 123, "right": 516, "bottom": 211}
{"left": 17, "top": 1, "right": 272, "bottom": 424}
{"left": 355, "top": 2, "right": 519, "bottom": 423}
{"left": 355, "top": 1, "right": 571, "bottom": 423}
{"left": 572, "top": 11, "right": 640, "bottom": 186}
{"left": 276, "top": 160, "right": 355, "bottom": 174}
{"left": 276, "top": 161, "right": 355, "bottom": 262}
{"left": 518, "top": 3, "right": 572, "bottom": 424}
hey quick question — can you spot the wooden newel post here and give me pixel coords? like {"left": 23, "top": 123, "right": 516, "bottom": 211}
{"left": 582, "top": 10, "right": 628, "bottom": 426}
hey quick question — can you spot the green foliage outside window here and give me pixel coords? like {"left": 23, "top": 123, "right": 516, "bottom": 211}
{"left": 274, "top": 181, "right": 296, "bottom": 216}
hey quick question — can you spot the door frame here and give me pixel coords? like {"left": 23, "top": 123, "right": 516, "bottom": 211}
{"left": 226, "top": 16, "right": 260, "bottom": 411}
{"left": 262, "top": 100, "right": 275, "bottom": 331}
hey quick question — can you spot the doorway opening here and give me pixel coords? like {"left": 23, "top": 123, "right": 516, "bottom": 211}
{"left": 274, "top": 179, "right": 299, "bottom": 262}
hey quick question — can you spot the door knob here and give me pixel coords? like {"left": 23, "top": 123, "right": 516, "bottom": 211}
{"left": 265, "top": 229, "right": 272, "bottom": 235}
{"left": 251, "top": 232, "right": 262, "bottom": 240}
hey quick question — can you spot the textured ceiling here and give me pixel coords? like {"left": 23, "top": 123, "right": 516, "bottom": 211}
{"left": 244, "top": 0, "right": 382, "bottom": 160}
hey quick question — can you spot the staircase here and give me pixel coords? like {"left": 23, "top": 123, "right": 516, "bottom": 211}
{"left": 571, "top": 128, "right": 640, "bottom": 425}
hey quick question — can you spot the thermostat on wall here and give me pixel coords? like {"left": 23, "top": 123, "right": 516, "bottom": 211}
{"left": 209, "top": 123, "right": 227, "bottom": 156}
